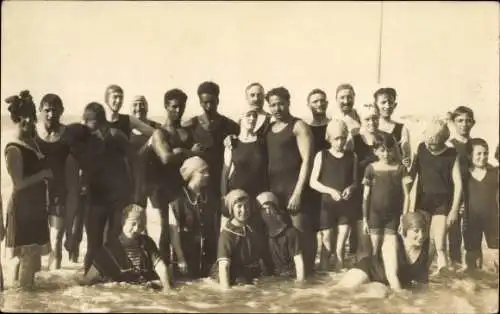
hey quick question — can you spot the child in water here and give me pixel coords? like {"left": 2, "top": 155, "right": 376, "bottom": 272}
{"left": 213, "top": 189, "right": 265, "bottom": 289}
{"left": 463, "top": 139, "right": 499, "bottom": 272}
{"left": 335, "top": 211, "right": 430, "bottom": 292}
{"left": 78, "top": 204, "right": 172, "bottom": 290}
{"left": 409, "top": 118, "right": 462, "bottom": 274}
{"left": 256, "top": 192, "right": 305, "bottom": 282}
{"left": 309, "top": 119, "right": 358, "bottom": 271}
{"left": 362, "top": 133, "right": 412, "bottom": 257}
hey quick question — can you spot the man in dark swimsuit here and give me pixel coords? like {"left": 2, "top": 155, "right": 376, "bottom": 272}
{"left": 265, "top": 87, "right": 315, "bottom": 275}
{"left": 146, "top": 88, "right": 204, "bottom": 263}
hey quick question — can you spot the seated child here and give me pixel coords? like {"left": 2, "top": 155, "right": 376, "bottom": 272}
{"left": 212, "top": 189, "right": 265, "bottom": 289}
{"left": 463, "top": 138, "right": 499, "bottom": 272}
{"left": 78, "top": 204, "right": 172, "bottom": 291}
{"left": 335, "top": 211, "right": 430, "bottom": 292}
{"left": 256, "top": 192, "right": 305, "bottom": 281}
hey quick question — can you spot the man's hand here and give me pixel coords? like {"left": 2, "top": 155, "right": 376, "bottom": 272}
{"left": 446, "top": 210, "right": 459, "bottom": 227}
{"left": 330, "top": 190, "right": 342, "bottom": 202}
{"left": 341, "top": 186, "right": 355, "bottom": 200}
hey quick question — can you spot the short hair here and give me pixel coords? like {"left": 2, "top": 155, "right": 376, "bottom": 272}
{"left": 307, "top": 88, "right": 327, "bottom": 102}
{"left": 197, "top": 81, "right": 220, "bottom": 97}
{"left": 373, "top": 87, "right": 397, "bottom": 102}
{"left": 122, "top": 204, "right": 146, "bottom": 227}
{"left": 466, "top": 137, "right": 489, "bottom": 156}
{"left": 164, "top": 88, "right": 188, "bottom": 106}
{"left": 104, "top": 84, "right": 123, "bottom": 101}
{"left": 265, "top": 87, "right": 291, "bottom": 103}
{"left": 450, "top": 106, "right": 475, "bottom": 121}
{"left": 372, "top": 132, "right": 397, "bottom": 151}
{"left": 40, "top": 93, "right": 64, "bottom": 112}
{"left": 335, "top": 83, "right": 355, "bottom": 97}
{"left": 5, "top": 90, "right": 37, "bottom": 123}
{"left": 82, "top": 102, "right": 106, "bottom": 124}
{"left": 245, "top": 82, "right": 264, "bottom": 93}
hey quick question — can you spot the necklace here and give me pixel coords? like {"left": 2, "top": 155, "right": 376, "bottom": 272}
{"left": 183, "top": 187, "right": 207, "bottom": 205}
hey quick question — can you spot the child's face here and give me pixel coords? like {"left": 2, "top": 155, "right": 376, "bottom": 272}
{"left": 190, "top": 167, "right": 210, "bottom": 189}
{"left": 374, "top": 146, "right": 394, "bottom": 163}
{"left": 261, "top": 203, "right": 277, "bottom": 216}
{"left": 329, "top": 134, "right": 348, "bottom": 152}
{"left": 471, "top": 145, "right": 489, "bottom": 168}
{"left": 233, "top": 200, "right": 250, "bottom": 223}
{"left": 122, "top": 216, "right": 145, "bottom": 239}
{"left": 376, "top": 94, "right": 396, "bottom": 119}
{"left": 405, "top": 227, "right": 426, "bottom": 247}
{"left": 453, "top": 113, "right": 474, "bottom": 137}
{"left": 362, "top": 114, "right": 379, "bottom": 133}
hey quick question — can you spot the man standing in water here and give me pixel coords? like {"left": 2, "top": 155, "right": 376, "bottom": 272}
{"left": 266, "top": 87, "right": 315, "bottom": 276}
{"left": 146, "top": 88, "right": 204, "bottom": 262}
{"left": 184, "top": 81, "right": 240, "bottom": 199}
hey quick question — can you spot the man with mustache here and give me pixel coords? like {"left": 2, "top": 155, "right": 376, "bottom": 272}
{"left": 244, "top": 82, "right": 272, "bottom": 137}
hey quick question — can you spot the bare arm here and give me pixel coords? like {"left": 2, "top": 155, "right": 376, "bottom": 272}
{"left": 150, "top": 129, "right": 185, "bottom": 165}
{"left": 400, "top": 126, "right": 412, "bottom": 166}
{"left": 291, "top": 120, "right": 313, "bottom": 200}
{"left": 154, "top": 259, "right": 172, "bottom": 290}
{"left": 450, "top": 157, "right": 463, "bottom": 214}
{"left": 382, "top": 237, "right": 402, "bottom": 291}
{"left": 362, "top": 185, "right": 371, "bottom": 222}
{"left": 130, "top": 115, "right": 155, "bottom": 137}
{"left": 168, "top": 206, "right": 186, "bottom": 267}
{"left": 220, "top": 147, "right": 233, "bottom": 197}
{"left": 309, "top": 152, "right": 341, "bottom": 195}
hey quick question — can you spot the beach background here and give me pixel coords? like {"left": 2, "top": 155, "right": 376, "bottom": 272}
{"left": 1, "top": 1, "right": 499, "bottom": 313}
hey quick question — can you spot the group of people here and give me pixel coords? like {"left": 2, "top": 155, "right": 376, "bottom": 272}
{"left": 0, "top": 82, "right": 498, "bottom": 294}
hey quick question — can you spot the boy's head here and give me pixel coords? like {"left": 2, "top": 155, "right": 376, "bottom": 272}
{"left": 373, "top": 87, "right": 397, "bottom": 119}
{"left": 225, "top": 189, "right": 251, "bottom": 223}
{"left": 180, "top": 156, "right": 210, "bottom": 188}
{"left": 358, "top": 104, "right": 380, "bottom": 133}
{"left": 164, "top": 88, "right": 188, "bottom": 122}
{"left": 307, "top": 88, "right": 328, "bottom": 116}
{"left": 401, "top": 211, "right": 429, "bottom": 247}
{"left": 467, "top": 138, "right": 489, "bottom": 168}
{"left": 372, "top": 133, "right": 397, "bottom": 163}
{"left": 423, "top": 118, "right": 450, "bottom": 153}
{"left": 450, "top": 106, "right": 475, "bottom": 137}
{"left": 104, "top": 84, "right": 124, "bottom": 113}
{"left": 82, "top": 102, "right": 107, "bottom": 131}
{"left": 122, "top": 204, "right": 146, "bottom": 239}
{"left": 325, "top": 119, "right": 348, "bottom": 152}
{"left": 131, "top": 95, "right": 148, "bottom": 120}
{"left": 197, "top": 81, "right": 220, "bottom": 115}
{"left": 335, "top": 83, "right": 355, "bottom": 114}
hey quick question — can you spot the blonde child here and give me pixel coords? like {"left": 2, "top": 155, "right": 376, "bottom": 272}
{"left": 310, "top": 119, "right": 357, "bottom": 270}
{"left": 409, "top": 118, "right": 462, "bottom": 274}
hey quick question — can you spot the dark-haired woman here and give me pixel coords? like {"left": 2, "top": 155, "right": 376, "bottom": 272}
{"left": 4, "top": 91, "right": 52, "bottom": 289}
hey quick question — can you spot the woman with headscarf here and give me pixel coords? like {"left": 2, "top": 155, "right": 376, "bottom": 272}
{"left": 335, "top": 211, "right": 430, "bottom": 292}
{"left": 4, "top": 90, "right": 52, "bottom": 289}
{"left": 168, "top": 156, "right": 220, "bottom": 279}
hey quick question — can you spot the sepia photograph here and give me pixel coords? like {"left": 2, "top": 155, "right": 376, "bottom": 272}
{"left": 0, "top": 1, "right": 498, "bottom": 312}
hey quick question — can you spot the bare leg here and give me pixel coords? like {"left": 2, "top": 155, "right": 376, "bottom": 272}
{"left": 355, "top": 220, "right": 371, "bottom": 261}
{"left": 381, "top": 234, "right": 401, "bottom": 290}
{"left": 430, "top": 215, "right": 448, "bottom": 273}
{"left": 335, "top": 224, "right": 351, "bottom": 271}
{"left": 319, "top": 229, "right": 333, "bottom": 270}
{"left": 370, "top": 234, "right": 383, "bottom": 257}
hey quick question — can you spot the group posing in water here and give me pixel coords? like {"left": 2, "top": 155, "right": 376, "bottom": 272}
{"left": 0, "top": 82, "right": 498, "bottom": 294}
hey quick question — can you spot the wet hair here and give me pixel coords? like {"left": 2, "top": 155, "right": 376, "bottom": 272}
{"left": 5, "top": 90, "right": 37, "bottom": 123}
{"left": 164, "top": 88, "right": 188, "bottom": 107}
{"left": 401, "top": 211, "right": 430, "bottom": 237}
{"left": 335, "top": 83, "right": 355, "bottom": 97}
{"left": 466, "top": 137, "right": 489, "bottom": 156}
{"left": 39, "top": 93, "right": 64, "bottom": 112}
{"left": 450, "top": 106, "right": 475, "bottom": 122}
{"left": 373, "top": 87, "right": 397, "bottom": 102}
{"left": 104, "top": 84, "right": 124, "bottom": 101}
{"left": 82, "top": 102, "right": 106, "bottom": 123}
{"left": 265, "top": 87, "right": 291, "bottom": 103}
{"left": 245, "top": 82, "right": 264, "bottom": 93}
{"left": 307, "top": 88, "right": 327, "bottom": 102}
{"left": 372, "top": 132, "right": 397, "bottom": 151}
{"left": 197, "top": 81, "right": 220, "bottom": 97}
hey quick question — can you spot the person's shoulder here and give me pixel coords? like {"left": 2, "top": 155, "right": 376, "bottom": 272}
{"left": 181, "top": 116, "right": 198, "bottom": 129}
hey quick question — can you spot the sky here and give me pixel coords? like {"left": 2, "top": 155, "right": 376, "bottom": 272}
{"left": 1, "top": 1, "right": 499, "bottom": 126}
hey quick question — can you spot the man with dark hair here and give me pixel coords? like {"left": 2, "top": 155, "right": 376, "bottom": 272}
{"left": 265, "top": 86, "right": 316, "bottom": 276}
{"left": 184, "top": 81, "right": 240, "bottom": 199}
{"left": 142, "top": 88, "right": 204, "bottom": 263}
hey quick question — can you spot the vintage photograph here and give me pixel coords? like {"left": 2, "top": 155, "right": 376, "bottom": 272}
{"left": 0, "top": 1, "right": 498, "bottom": 313}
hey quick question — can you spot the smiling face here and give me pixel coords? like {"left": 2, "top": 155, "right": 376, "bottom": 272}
{"left": 336, "top": 88, "right": 355, "bottom": 114}
{"left": 106, "top": 91, "right": 124, "bottom": 113}
{"left": 470, "top": 144, "right": 489, "bottom": 169}
{"left": 374, "top": 145, "right": 396, "bottom": 164}
{"left": 131, "top": 99, "right": 148, "bottom": 120}
{"left": 375, "top": 94, "right": 396, "bottom": 119}
{"left": 268, "top": 95, "right": 290, "bottom": 121}
{"left": 122, "top": 215, "right": 145, "bottom": 239}
{"left": 453, "top": 113, "right": 475, "bottom": 138}
{"left": 232, "top": 199, "right": 250, "bottom": 223}
{"left": 361, "top": 113, "right": 379, "bottom": 134}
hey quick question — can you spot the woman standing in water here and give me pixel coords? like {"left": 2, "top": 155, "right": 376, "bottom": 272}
{"left": 4, "top": 91, "right": 52, "bottom": 289}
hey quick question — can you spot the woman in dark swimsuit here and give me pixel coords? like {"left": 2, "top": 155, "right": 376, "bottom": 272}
{"left": 4, "top": 90, "right": 52, "bottom": 289}
{"left": 335, "top": 211, "right": 430, "bottom": 292}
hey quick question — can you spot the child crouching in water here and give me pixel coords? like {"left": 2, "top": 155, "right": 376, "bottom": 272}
{"left": 212, "top": 189, "right": 265, "bottom": 289}
{"left": 463, "top": 138, "right": 499, "bottom": 272}
{"left": 409, "top": 118, "right": 462, "bottom": 274}
{"left": 256, "top": 192, "right": 305, "bottom": 282}
{"left": 362, "top": 133, "right": 412, "bottom": 257}
{"left": 79, "top": 204, "right": 172, "bottom": 291}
